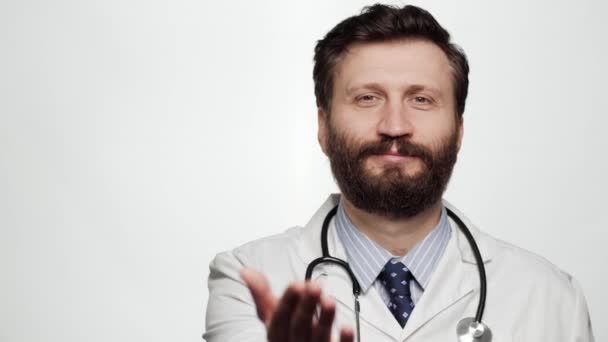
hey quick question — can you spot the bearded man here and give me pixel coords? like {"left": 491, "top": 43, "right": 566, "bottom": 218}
{"left": 203, "top": 4, "right": 594, "bottom": 342}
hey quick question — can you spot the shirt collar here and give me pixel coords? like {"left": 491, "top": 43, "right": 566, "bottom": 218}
{"left": 334, "top": 200, "right": 452, "bottom": 293}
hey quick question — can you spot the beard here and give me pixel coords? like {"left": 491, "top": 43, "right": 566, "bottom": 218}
{"left": 326, "top": 122, "right": 459, "bottom": 219}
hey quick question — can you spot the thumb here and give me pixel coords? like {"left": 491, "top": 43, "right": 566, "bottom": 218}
{"left": 241, "top": 267, "right": 277, "bottom": 323}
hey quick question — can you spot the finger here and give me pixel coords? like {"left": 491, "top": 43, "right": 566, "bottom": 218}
{"left": 289, "top": 282, "right": 322, "bottom": 342}
{"left": 240, "top": 268, "right": 277, "bottom": 323}
{"left": 312, "top": 294, "right": 336, "bottom": 342}
{"left": 267, "top": 282, "right": 306, "bottom": 342}
{"left": 339, "top": 326, "right": 354, "bottom": 342}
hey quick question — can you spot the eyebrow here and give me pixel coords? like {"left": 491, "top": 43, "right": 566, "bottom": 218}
{"left": 345, "top": 82, "right": 383, "bottom": 95}
{"left": 405, "top": 84, "right": 442, "bottom": 97}
{"left": 345, "top": 82, "right": 442, "bottom": 97}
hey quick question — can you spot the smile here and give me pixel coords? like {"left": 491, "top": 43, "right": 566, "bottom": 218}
{"left": 371, "top": 153, "right": 418, "bottom": 163}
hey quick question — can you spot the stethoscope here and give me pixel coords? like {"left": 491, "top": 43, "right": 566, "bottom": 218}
{"left": 305, "top": 205, "right": 492, "bottom": 342}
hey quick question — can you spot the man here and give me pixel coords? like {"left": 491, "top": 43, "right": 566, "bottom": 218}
{"left": 204, "top": 4, "right": 594, "bottom": 341}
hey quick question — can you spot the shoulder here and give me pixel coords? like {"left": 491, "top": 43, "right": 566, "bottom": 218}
{"left": 481, "top": 231, "right": 582, "bottom": 305}
{"left": 208, "top": 225, "right": 315, "bottom": 293}
{"left": 490, "top": 233, "right": 574, "bottom": 282}
{"left": 230, "top": 225, "right": 309, "bottom": 267}
{"left": 443, "top": 200, "right": 578, "bottom": 293}
{"left": 214, "top": 194, "right": 339, "bottom": 270}
{"left": 481, "top": 232, "right": 593, "bottom": 338}
{"left": 209, "top": 195, "right": 339, "bottom": 289}
{"left": 444, "top": 199, "right": 583, "bottom": 305}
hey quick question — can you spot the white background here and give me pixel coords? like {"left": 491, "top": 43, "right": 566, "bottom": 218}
{"left": 1, "top": 0, "right": 606, "bottom": 341}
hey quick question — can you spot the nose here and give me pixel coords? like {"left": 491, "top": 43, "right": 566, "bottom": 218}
{"left": 376, "top": 100, "right": 414, "bottom": 139}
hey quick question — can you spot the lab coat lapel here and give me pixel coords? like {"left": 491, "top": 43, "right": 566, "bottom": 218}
{"left": 399, "top": 201, "right": 494, "bottom": 340}
{"left": 312, "top": 232, "right": 404, "bottom": 339}
{"left": 297, "top": 195, "right": 402, "bottom": 338}
{"left": 313, "top": 263, "right": 404, "bottom": 339}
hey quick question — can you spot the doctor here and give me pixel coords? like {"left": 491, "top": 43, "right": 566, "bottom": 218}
{"left": 204, "top": 4, "right": 594, "bottom": 342}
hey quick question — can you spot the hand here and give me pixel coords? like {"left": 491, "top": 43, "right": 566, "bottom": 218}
{"left": 241, "top": 268, "right": 354, "bottom": 342}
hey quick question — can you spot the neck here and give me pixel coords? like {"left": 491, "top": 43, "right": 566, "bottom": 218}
{"left": 341, "top": 197, "right": 444, "bottom": 256}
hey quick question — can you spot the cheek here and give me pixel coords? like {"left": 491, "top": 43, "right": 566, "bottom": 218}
{"left": 413, "top": 113, "right": 456, "bottom": 143}
{"left": 331, "top": 108, "right": 380, "bottom": 140}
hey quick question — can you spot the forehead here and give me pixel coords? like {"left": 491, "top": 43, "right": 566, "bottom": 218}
{"left": 334, "top": 39, "right": 453, "bottom": 95}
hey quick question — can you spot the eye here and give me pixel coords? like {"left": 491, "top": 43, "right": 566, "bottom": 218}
{"left": 410, "top": 95, "right": 436, "bottom": 109}
{"left": 414, "top": 96, "right": 430, "bottom": 104}
{"left": 358, "top": 94, "right": 378, "bottom": 102}
{"left": 355, "top": 94, "right": 382, "bottom": 107}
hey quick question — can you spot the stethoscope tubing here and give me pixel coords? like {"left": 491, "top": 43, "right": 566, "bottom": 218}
{"left": 445, "top": 207, "right": 487, "bottom": 323}
{"left": 305, "top": 205, "right": 487, "bottom": 326}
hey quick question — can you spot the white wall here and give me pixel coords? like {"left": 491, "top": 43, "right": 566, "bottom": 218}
{"left": 0, "top": 0, "right": 606, "bottom": 341}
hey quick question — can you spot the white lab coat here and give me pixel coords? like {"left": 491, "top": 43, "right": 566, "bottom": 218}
{"left": 204, "top": 195, "right": 595, "bottom": 341}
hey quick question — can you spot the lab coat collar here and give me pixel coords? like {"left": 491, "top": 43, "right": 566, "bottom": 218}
{"left": 296, "top": 194, "right": 494, "bottom": 267}
{"left": 443, "top": 199, "right": 495, "bottom": 264}
{"left": 295, "top": 194, "right": 495, "bottom": 340}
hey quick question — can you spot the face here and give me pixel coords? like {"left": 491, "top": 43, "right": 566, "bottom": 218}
{"left": 318, "top": 39, "right": 464, "bottom": 219}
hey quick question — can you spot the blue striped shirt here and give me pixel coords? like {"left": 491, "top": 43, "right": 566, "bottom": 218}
{"left": 334, "top": 201, "right": 452, "bottom": 306}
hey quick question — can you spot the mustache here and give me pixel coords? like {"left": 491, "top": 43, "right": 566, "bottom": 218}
{"left": 356, "top": 137, "right": 433, "bottom": 165}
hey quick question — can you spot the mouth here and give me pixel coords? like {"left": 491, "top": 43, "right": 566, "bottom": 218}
{"left": 371, "top": 152, "right": 418, "bottom": 163}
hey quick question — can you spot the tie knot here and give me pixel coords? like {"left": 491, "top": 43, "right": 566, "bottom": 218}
{"left": 378, "top": 260, "right": 414, "bottom": 297}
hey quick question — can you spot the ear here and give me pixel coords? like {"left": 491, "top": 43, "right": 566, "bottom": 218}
{"left": 317, "top": 108, "right": 329, "bottom": 156}
{"left": 456, "top": 117, "right": 464, "bottom": 152}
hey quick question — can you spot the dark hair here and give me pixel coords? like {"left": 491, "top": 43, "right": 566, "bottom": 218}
{"left": 313, "top": 4, "right": 470, "bottom": 118}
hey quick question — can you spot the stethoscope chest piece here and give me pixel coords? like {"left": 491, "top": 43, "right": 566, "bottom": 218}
{"left": 456, "top": 317, "right": 492, "bottom": 342}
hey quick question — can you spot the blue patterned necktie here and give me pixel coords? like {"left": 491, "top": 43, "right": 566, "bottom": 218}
{"left": 378, "top": 260, "right": 415, "bottom": 328}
